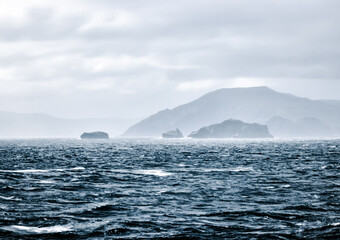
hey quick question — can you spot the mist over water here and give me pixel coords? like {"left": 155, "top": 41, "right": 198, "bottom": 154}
{"left": 0, "top": 139, "right": 339, "bottom": 239}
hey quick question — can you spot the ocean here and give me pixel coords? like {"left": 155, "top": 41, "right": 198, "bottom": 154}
{"left": 0, "top": 139, "right": 339, "bottom": 239}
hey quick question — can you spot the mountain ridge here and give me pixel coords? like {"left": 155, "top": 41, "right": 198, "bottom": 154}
{"left": 123, "top": 86, "right": 340, "bottom": 137}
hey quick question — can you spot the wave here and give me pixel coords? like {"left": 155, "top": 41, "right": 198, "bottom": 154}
{"left": 38, "top": 180, "right": 56, "bottom": 184}
{"left": 0, "top": 195, "right": 21, "bottom": 201}
{"left": 203, "top": 166, "right": 254, "bottom": 172}
{"left": 133, "top": 169, "right": 173, "bottom": 176}
{"left": 111, "top": 167, "right": 252, "bottom": 175}
{"left": 1, "top": 225, "right": 72, "bottom": 234}
{"left": 2, "top": 220, "right": 110, "bottom": 235}
{"left": 0, "top": 167, "right": 85, "bottom": 174}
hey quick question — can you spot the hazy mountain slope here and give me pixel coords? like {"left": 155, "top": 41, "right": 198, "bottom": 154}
{"left": 123, "top": 87, "right": 340, "bottom": 137}
{"left": 319, "top": 100, "right": 340, "bottom": 108}
{"left": 267, "top": 116, "right": 333, "bottom": 138}
{"left": 0, "top": 111, "right": 135, "bottom": 138}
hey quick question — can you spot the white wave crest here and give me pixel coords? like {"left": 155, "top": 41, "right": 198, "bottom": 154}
{"left": 0, "top": 195, "right": 21, "bottom": 201}
{"left": 2, "top": 225, "right": 72, "bottom": 234}
{"left": 70, "top": 167, "right": 85, "bottom": 170}
{"left": 133, "top": 169, "right": 173, "bottom": 176}
{"left": 204, "top": 166, "right": 254, "bottom": 172}
{"left": 38, "top": 180, "right": 56, "bottom": 184}
{"left": 0, "top": 167, "right": 85, "bottom": 174}
{"left": 0, "top": 169, "right": 50, "bottom": 173}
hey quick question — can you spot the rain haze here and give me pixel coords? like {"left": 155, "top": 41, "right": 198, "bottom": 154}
{"left": 0, "top": 0, "right": 340, "bottom": 121}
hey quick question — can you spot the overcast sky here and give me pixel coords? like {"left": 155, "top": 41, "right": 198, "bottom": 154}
{"left": 0, "top": 0, "right": 339, "bottom": 119}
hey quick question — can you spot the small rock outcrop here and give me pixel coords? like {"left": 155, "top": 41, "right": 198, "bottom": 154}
{"left": 80, "top": 131, "right": 109, "bottom": 139}
{"left": 188, "top": 119, "right": 273, "bottom": 138}
{"left": 162, "top": 129, "right": 184, "bottom": 138}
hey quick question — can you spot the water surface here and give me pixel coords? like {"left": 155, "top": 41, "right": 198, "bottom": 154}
{"left": 0, "top": 139, "right": 339, "bottom": 239}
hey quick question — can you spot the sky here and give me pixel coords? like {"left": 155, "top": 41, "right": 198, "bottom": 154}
{"left": 0, "top": 0, "right": 339, "bottom": 120}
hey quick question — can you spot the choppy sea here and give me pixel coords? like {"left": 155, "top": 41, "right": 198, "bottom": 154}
{"left": 0, "top": 138, "right": 339, "bottom": 239}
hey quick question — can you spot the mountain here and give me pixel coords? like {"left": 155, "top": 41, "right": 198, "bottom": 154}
{"left": 188, "top": 119, "right": 272, "bottom": 138}
{"left": 123, "top": 86, "right": 340, "bottom": 137}
{"left": 266, "top": 116, "right": 296, "bottom": 138}
{"left": 0, "top": 111, "right": 135, "bottom": 138}
{"left": 319, "top": 100, "right": 340, "bottom": 108}
{"left": 267, "top": 116, "right": 333, "bottom": 138}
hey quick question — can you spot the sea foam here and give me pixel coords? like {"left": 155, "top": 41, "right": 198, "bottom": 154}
{"left": 2, "top": 225, "right": 72, "bottom": 234}
{"left": 133, "top": 169, "right": 173, "bottom": 176}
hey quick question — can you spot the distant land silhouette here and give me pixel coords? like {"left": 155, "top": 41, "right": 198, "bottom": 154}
{"left": 0, "top": 112, "right": 135, "bottom": 138}
{"left": 267, "top": 116, "right": 333, "bottom": 138}
{"left": 124, "top": 86, "right": 340, "bottom": 138}
{"left": 162, "top": 129, "right": 184, "bottom": 138}
{"left": 80, "top": 131, "right": 109, "bottom": 139}
{"left": 188, "top": 119, "right": 273, "bottom": 138}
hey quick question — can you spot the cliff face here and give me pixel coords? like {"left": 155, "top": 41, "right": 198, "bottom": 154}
{"left": 188, "top": 119, "right": 273, "bottom": 139}
{"left": 123, "top": 87, "right": 340, "bottom": 137}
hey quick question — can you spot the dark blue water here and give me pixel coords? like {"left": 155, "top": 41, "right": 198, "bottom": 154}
{"left": 0, "top": 139, "right": 339, "bottom": 239}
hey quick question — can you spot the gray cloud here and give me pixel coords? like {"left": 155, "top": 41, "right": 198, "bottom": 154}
{"left": 0, "top": 0, "right": 339, "bottom": 119}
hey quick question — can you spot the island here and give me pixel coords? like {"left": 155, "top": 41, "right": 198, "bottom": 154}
{"left": 188, "top": 119, "right": 273, "bottom": 138}
{"left": 162, "top": 129, "right": 184, "bottom": 138}
{"left": 80, "top": 131, "right": 109, "bottom": 139}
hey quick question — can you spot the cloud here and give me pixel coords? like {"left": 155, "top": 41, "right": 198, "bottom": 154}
{"left": 77, "top": 10, "right": 137, "bottom": 33}
{"left": 177, "top": 80, "right": 216, "bottom": 91}
{"left": 0, "top": 0, "right": 339, "bottom": 118}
